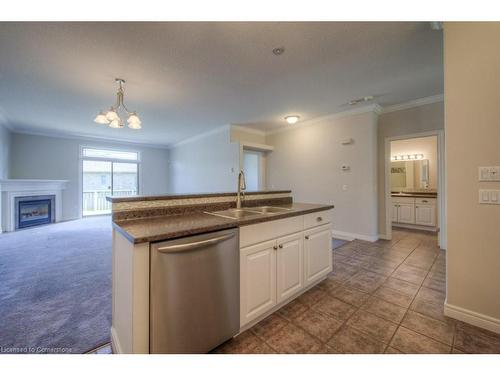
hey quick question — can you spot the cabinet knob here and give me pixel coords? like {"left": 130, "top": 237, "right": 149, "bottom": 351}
{"left": 316, "top": 217, "right": 323, "bottom": 222}
{"left": 278, "top": 244, "right": 283, "bottom": 249}
{"left": 273, "top": 245, "right": 278, "bottom": 250}
{"left": 422, "top": 200, "right": 428, "bottom": 203}
{"left": 305, "top": 235, "right": 310, "bottom": 240}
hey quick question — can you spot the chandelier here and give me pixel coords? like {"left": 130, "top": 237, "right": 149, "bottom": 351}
{"left": 94, "top": 78, "right": 142, "bottom": 129}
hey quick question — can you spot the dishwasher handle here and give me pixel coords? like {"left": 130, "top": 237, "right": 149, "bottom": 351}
{"left": 157, "top": 232, "right": 236, "bottom": 254}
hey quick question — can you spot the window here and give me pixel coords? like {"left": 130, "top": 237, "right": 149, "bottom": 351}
{"left": 82, "top": 147, "right": 139, "bottom": 161}
{"left": 81, "top": 147, "right": 140, "bottom": 216}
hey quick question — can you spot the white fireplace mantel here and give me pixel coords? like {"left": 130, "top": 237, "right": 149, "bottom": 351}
{"left": 0, "top": 179, "right": 69, "bottom": 232}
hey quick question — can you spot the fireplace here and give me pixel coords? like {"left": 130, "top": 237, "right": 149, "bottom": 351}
{"left": 15, "top": 195, "right": 56, "bottom": 230}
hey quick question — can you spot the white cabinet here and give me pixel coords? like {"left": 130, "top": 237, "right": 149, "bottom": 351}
{"left": 240, "top": 240, "right": 277, "bottom": 325}
{"left": 304, "top": 224, "right": 332, "bottom": 287}
{"left": 276, "top": 233, "right": 304, "bottom": 303}
{"left": 397, "top": 203, "right": 415, "bottom": 224}
{"left": 239, "top": 210, "right": 333, "bottom": 327}
{"left": 415, "top": 204, "right": 436, "bottom": 226}
{"left": 391, "top": 203, "right": 399, "bottom": 222}
{"left": 392, "top": 196, "right": 437, "bottom": 229}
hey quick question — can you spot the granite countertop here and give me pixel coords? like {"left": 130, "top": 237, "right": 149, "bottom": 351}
{"left": 113, "top": 202, "right": 334, "bottom": 244}
{"left": 391, "top": 192, "right": 438, "bottom": 198}
{"left": 106, "top": 190, "right": 292, "bottom": 203}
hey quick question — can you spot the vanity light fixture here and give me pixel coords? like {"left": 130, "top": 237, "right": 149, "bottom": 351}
{"left": 285, "top": 115, "right": 300, "bottom": 124}
{"left": 391, "top": 154, "right": 424, "bottom": 161}
{"left": 94, "top": 78, "right": 142, "bottom": 130}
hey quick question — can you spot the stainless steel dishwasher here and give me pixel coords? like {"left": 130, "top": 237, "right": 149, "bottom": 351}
{"left": 150, "top": 228, "right": 240, "bottom": 353}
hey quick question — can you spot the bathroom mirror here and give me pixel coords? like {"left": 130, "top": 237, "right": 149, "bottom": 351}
{"left": 391, "top": 159, "right": 429, "bottom": 190}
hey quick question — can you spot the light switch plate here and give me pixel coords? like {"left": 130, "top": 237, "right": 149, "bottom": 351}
{"left": 479, "top": 166, "right": 500, "bottom": 181}
{"left": 479, "top": 189, "right": 500, "bottom": 204}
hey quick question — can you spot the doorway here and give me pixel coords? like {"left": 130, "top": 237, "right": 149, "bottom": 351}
{"left": 384, "top": 131, "right": 446, "bottom": 249}
{"left": 243, "top": 150, "right": 265, "bottom": 191}
{"left": 81, "top": 147, "right": 140, "bottom": 216}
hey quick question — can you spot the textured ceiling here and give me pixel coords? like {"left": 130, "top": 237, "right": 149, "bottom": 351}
{"left": 0, "top": 22, "right": 443, "bottom": 146}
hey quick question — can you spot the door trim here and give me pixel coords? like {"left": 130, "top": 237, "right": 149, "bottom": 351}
{"left": 384, "top": 130, "right": 446, "bottom": 249}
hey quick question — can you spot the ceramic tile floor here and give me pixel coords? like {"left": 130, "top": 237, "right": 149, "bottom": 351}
{"left": 212, "top": 228, "right": 500, "bottom": 354}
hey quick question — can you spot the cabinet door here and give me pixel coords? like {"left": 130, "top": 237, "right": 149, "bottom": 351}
{"left": 397, "top": 203, "right": 415, "bottom": 224}
{"left": 303, "top": 225, "right": 333, "bottom": 287}
{"left": 415, "top": 204, "right": 436, "bottom": 226}
{"left": 391, "top": 203, "right": 399, "bottom": 222}
{"left": 240, "top": 240, "right": 277, "bottom": 326}
{"left": 276, "top": 233, "right": 304, "bottom": 303}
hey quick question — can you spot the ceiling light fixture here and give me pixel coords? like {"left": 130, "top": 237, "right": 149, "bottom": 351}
{"left": 94, "top": 78, "right": 142, "bottom": 130}
{"left": 348, "top": 96, "right": 375, "bottom": 106}
{"left": 285, "top": 115, "right": 300, "bottom": 124}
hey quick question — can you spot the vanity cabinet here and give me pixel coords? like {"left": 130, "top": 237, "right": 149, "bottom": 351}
{"left": 392, "top": 196, "right": 437, "bottom": 229}
{"left": 239, "top": 211, "right": 332, "bottom": 327}
{"left": 415, "top": 199, "right": 437, "bottom": 226}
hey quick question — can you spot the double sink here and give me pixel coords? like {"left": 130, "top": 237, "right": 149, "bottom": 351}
{"left": 205, "top": 206, "right": 292, "bottom": 220}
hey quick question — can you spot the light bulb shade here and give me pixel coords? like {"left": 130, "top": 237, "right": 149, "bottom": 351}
{"left": 128, "top": 121, "right": 142, "bottom": 130}
{"left": 127, "top": 113, "right": 141, "bottom": 125}
{"left": 285, "top": 115, "right": 300, "bottom": 124}
{"left": 94, "top": 111, "right": 109, "bottom": 124}
{"left": 109, "top": 118, "right": 123, "bottom": 128}
{"left": 106, "top": 109, "right": 119, "bottom": 121}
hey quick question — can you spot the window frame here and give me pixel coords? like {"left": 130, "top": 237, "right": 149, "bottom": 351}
{"left": 79, "top": 145, "right": 142, "bottom": 217}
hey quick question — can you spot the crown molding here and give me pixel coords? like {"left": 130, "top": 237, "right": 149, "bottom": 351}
{"left": 266, "top": 104, "right": 381, "bottom": 136}
{"left": 169, "top": 124, "right": 231, "bottom": 149}
{"left": 9, "top": 127, "right": 170, "bottom": 149}
{"left": 381, "top": 94, "right": 444, "bottom": 114}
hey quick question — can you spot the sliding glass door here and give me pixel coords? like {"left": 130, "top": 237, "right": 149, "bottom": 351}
{"left": 82, "top": 147, "right": 139, "bottom": 216}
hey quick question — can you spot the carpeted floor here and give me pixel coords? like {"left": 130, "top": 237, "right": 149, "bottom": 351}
{"left": 0, "top": 216, "right": 112, "bottom": 354}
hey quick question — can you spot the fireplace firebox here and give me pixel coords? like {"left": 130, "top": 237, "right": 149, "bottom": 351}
{"left": 15, "top": 195, "right": 56, "bottom": 230}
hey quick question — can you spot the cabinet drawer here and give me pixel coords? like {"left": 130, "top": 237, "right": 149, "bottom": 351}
{"left": 415, "top": 197, "right": 436, "bottom": 205}
{"left": 392, "top": 197, "right": 415, "bottom": 204}
{"left": 240, "top": 216, "right": 303, "bottom": 248}
{"left": 303, "top": 210, "right": 332, "bottom": 229}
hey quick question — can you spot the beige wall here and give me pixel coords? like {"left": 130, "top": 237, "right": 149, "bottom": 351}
{"left": 267, "top": 111, "right": 379, "bottom": 240}
{"left": 444, "top": 22, "right": 500, "bottom": 328}
{"left": 390, "top": 136, "right": 438, "bottom": 190}
{"left": 168, "top": 127, "right": 240, "bottom": 194}
{"left": 230, "top": 126, "right": 267, "bottom": 144}
{"left": 378, "top": 102, "right": 444, "bottom": 235}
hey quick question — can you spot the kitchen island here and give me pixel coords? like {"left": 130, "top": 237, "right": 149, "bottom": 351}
{"left": 108, "top": 190, "right": 334, "bottom": 354}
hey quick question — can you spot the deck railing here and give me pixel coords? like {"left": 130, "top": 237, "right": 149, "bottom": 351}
{"left": 83, "top": 189, "right": 136, "bottom": 215}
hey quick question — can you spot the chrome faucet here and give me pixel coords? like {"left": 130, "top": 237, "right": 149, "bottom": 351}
{"left": 236, "top": 170, "right": 246, "bottom": 209}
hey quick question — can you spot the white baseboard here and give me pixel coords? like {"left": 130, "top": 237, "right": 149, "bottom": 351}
{"left": 444, "top": 302, "right": 500, "bottom": 334}
{"left": 392, "top": 223, "right": 438, "bottom": 232}
{"left": 378, "top": 234, "right": 391, "bottom": 240}
{"left": 332, "top": 229, "right": 378, "bottom": 242}
{"left": 110, "top": 326, "right": 123, "bottom": 354}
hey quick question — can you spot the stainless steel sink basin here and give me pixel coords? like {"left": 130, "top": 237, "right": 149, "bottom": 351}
{"left": 205, "top": 206, "right": 292, "bottom": 220}
{"left": 204, "top": 208, "right": 265, "bottom": 220}
{"left": 249, "top": 206, "right": 293, "bottom": 214}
